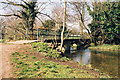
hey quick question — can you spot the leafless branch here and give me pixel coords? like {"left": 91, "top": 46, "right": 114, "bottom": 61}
{"left": 38, "top": 12, "right": 57, "bottom": 23}
{"left": 36, "top": 16, "right": 44, "bottom": 26}
{"left": 39, "top": 2, "right": 51, "bottom": 12}
{"left": 0, "top": 14, "right": 22, "bottom": 18}
{"left": 64, "top": 29, "right": 71, "bottom": 40}
{"left": 7, "top": 26, "right": 25, "bottom": 35}
{"left": 1, "top": 0, "right": 26, "bottom": 8}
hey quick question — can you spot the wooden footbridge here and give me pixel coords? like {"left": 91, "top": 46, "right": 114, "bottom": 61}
{"left": 30, "top": 28, "right": 90, "bottom": 42}
{"left": 27, "top": 28, "right": 90, "bottom": 50}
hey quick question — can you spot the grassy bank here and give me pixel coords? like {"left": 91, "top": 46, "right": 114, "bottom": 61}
{"left": 89, "top": 44, "right": 120, "bottom": 52}
{"left": 31, "top": 42, "right": 70, "bottom": 62}
{"left": 9, "top": 42, "right": 111, "bottom": 78}
{"left": 10, "top": 52, "right": 110, "bottom": 78}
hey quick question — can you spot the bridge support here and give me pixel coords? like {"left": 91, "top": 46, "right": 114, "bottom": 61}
{"left": 63, "top": 39, "right": 91, "bottom": 53}
{"left": 64, "top": 41, "right": 71, "bottom": 51}
{"left": 44, "top": 39, "right": 90, "bottom": 53}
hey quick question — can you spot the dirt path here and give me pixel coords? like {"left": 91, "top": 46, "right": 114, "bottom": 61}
{"left": 0, "top": 44, "right": 19, "bottom": 79}
{"left": 0, "top": 41, "right": 33, "bottom": 79}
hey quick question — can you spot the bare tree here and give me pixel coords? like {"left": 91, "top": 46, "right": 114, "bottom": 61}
{"left": 52, "top": 3, "right": 64, "bottom": 30}
{"left": 60, "top": 0, "right": 66, "bottom": 51}
{"left": 1, "top": 17, "right": 26, "bottom": 40}
{"left": 0, "top": 0, "right": 55, "bottom": 40}
{"left": 70, "top": 2, "right": 92, "bottom": 40}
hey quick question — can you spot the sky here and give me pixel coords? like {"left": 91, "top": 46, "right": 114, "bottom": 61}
{"left": 0, "top": 0, "right": 119, "bottom": 14}
{"left": 0, "top": 0, "right": 93, "bottom": 33}
{"left": 0, "top": 0, "right": 119, "bottom": 32}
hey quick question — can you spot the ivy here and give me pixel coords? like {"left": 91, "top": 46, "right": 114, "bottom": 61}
{"left": 88, "top": 2, "right": 120, "bottom": 45}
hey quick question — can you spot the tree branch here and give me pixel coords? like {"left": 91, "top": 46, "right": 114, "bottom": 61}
{"left": 75, "top": 5, "right": 84, "bottom": 22}
{"left": 37, "top": 16, "right": 44, "bottom": 26}
{"left": 1, "top": 0, "right": 26, "bottom": 8}
{"left": 21, "top": 0, "right": 29, "bottom": 6}
{"left": 38, "top": 12, "right": 57, "bottom": 23}
{"left": 85, "top": 2, "right": 92, "bottom": 14}
{"left": 39, "top": 2, "right": 51, "bottom": 12}
{"left": 7, "top": 26, "right": 25, "bottom": 35}
{"left": 63, "top": 30, "right": 71, "bottom": 40}
{"left": 0, "top": 14, "right": 22, "bottom": 18}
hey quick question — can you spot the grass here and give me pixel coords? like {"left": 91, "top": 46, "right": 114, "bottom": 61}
{"left": 89, "top": 44, "right": 120, "bottom": 51}
{"left": 11, "top": 52, "right": 109, "bottom": 78}
{"left": 0, "top": 39, "right": 6, "bottom": 43}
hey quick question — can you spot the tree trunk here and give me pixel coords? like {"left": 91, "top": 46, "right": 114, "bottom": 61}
{"left": 60, "top": 0, "right": 66, "bottom": 51}
{"left": 37, "top": 28, "right": 39, "bottom": 40}
{"left": 78, "top": 16, "right": 83, "bottom": 35}
{"left": 31, "top": 29, "right": 34, "bottom": 40}
{"left": 24, "top": 28, "right": 28, "bottom": 40}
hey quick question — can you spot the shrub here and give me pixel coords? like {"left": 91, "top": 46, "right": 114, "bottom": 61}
{"left": 60, "top": 57, "right": 70, "bottom": 62}
{"left": 11, "top": 53, "right": 15, "bottom": 56}
{"left": 44, "top": 49, "right": 61, "bottom": 59}
{"left": 32, "top": 42, "right": 70, "bottom": 61}
{"left": 32, "top": 42, "right": 48, "bottom": 52}
{"left": 21, "top": 54, "right": 28, "bottom": 59}
{"left": 32, "top": 56, "right": 36, "bottom": 59}
{"left": 11, "top": 52, "right": 20, "bottom": 56}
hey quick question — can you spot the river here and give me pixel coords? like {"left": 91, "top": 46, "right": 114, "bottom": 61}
{"left": 64, "top": 48, "right": 119, "bottom": 78}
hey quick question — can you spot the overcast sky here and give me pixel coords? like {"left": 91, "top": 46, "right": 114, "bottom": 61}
{"left": 0, "top": 0, "right": 93, "bottom": 32}
{"left": 0, "top": 0, "right": 118, "bottom": 32}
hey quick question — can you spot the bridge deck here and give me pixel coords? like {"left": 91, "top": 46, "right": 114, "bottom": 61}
{"left": 29, "top": 28, "right": 90, "bottom": 41}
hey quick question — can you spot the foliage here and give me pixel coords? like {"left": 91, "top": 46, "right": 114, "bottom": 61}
{"left": 32, "top": 42, "right": 69, "bottom": 61}
{"left": 60, "top": 57, "right": 70, "bottom": 62}
{"left": 43, "top": 19, "right": 55, "bottom": 29}
{"left": 11, "top": 52, "right": 109, "bottom": 78}
{"left": 44, "top": 49, "right": 61, "bottom": 59}
{"left": 32, "top": 42, "right": 48, "bottom": 52}
{"left": 88, "top": 2, "right": 120, "bottom": 45}
{"left": 0, "top": 39, "right": 6, "bottom": 43}
{"left": 89, "top": 44, "right": 120, "bottom": 52}
{"left": 32, "top": 56, "right": 36, "bottom": 59}
{"left": 20, "top": 0, "right": 38, "bottom": 39}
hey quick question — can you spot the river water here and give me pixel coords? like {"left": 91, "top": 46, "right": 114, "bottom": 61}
{"left": 65, "top": 48, "right": 119, "bottom": 78}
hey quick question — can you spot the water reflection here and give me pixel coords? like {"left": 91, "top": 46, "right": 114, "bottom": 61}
{"left": 72, "top": 49, "right": 91, "bottom": 65}
{"left": 65, "top": 47, "right": 118, "bottom": 78}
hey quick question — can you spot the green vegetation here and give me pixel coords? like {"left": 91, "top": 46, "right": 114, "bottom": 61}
{"left": 32, "top": 42, "right": 48, "bottom": 52}
{"left": 60, "top": 57, "right": 70, "bottom": 62}
{"left": 89, "top": 44, "right": 120, "bottom": 51}
{"left": 43, "top": 19, "right": 55, "bottom": 29}
{"left": 88, "top": 2, "right": 120, "bottom": 45}
{"left": 32, "top": 56, "right": 36, "bottom": 59}
{"left": 11, "top": 52, "right": 109, "bottom": 78}
{"left": 32, "top": 42, "right": 70, "bottom": 61}
{"left": 0, "top": 39, "right": 6, "bottom": 43}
